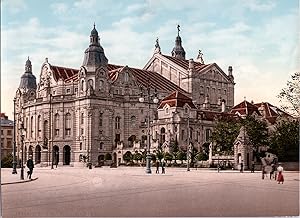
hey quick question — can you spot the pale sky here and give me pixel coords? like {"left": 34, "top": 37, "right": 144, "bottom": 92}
{"left": 1, "top": 0, "right": 299, "bottom": 120}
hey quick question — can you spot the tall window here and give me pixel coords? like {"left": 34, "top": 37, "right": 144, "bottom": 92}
{"left": 38, "top": 115, "right": 41, "bottom": 137}
{"left": 99, "top": 112, "right": 103, "bottom": 127}
{"left": 205, "top": 129, "right": 211, "bottom": 142}
{"left": 30, "top": 116, "right": 34, "bottom": 137}
{"left": 81, "top": 112, "right": 84, "bottom": 125}
{"left": 100, "top": 142, "right": 104, "bottom": 150}
{"left": 80, "top": 142, "right": 82, "bottom": 150}
{"left": 81, "top": 80, "right": 84, "bottom": 91}
{"left": 54, "top": 113, "right": 59, "bottom": 136}
{"left": 115, "top": 117, "right": 121, "bottom": 129}
{"left": 44, "top": 120, "right": 49, "bottom": 140}
{"left": 181, "top": 129, "right": 184, "bottom": 140}
{"left": 65, "top": 113, "right": 71, "bottom": 136}
{"left": 160, "top": 127, "right": 166, "bottom": 143}
{"left": 88, "top": 79, "right": 93, "bottom": 90}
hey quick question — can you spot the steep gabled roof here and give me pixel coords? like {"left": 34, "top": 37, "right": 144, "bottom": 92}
{"left": 230, "top": 100, "right": 261, "bottom": 116}
{"left": 254, "top": 102, "right": 294, "bottom": 124}
{"left": 162, "top": 55, "right": 212, "bottom": 73}
{"left": 158, "top": 91, "right": 196, "bottom": 109}
{"left": 107, "top": 64, "right": 187, "bottom": 94}
{"left": 50, "top": 65, "right": 79, "bottom": 82}
{"left": 48, "top": 63, "right": 186, "bottom": 94}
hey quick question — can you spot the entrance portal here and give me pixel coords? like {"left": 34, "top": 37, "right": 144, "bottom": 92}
{"left": 63, "top": 145, "right": 71, "bottom": 165}
{"left": 53, "top": 145, "right": 59, "bottom": 165}
{"left": 35, "top": 145, "right": 41, "bottom": 164}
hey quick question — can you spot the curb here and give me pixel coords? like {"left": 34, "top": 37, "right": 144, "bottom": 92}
{"left": 1, "top": 177, "right": 38, "bottom": 185}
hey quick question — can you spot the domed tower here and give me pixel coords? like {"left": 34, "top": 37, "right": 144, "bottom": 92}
{"left": 79, "top": 24, "right": 109, "bottom": 97}
{"left": 82, "top": 24, "right": 108, "bottom": 70}
{"left": 19, "top": 57, "right": 37, "bottom": 92}
{"left": 171, "top": 25, "right": 186, "bottom": 60}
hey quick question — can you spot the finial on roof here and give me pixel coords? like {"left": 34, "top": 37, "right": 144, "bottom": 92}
{"left": 94, "top": 22, "right": 95, "bottom": 29}
{"left": 154, "top": 37, "right": 161, "bottom": 54}
{"left": 244, "top": 96, "right": 246, "bottom": 101}
{"left": 177, "top": 24, "right": 181, "bottom": 36}
{"left": 196, "top": 49, "right": 204, "bottom": 64}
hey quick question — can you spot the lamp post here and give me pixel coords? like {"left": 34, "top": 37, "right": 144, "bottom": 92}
{"left": 217, "top": 147, "right": 220, "bottom": 173}
{"left": 187, "top": 115, "right": 190, "bottom": 171}
{"left": 139, "top": 84, "right": 159, "bottom": 174}
{"left": 50, "top": 93, "right": 54, "bottom": 169}
{"left": 12, "top": 97, "right": 17, "bottom": 174}
{"left": 20, "top": 122, "right": 25, "bottom": 180}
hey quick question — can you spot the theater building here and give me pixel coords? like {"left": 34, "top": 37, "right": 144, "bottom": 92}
{"left": 14, "top": 25, "right": 235, "bottom": 167}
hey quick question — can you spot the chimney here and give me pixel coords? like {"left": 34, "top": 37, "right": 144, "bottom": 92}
{"left": 228, "top": 66, "right": 233, "bottom": 75}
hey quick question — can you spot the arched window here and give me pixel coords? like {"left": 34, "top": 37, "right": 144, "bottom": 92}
{"left": 160, "top": 127, "right": 166, "bottom": 143}
{"left": 99, "top": 112, "right": 103, "bottom": 127}
{"left": 99, "top": 80, "right": 104, "bottom": 88}
{"left": 81, "top": 112, "right": 84, "bottom": 125}
{"left": 81, "top": 80, "right": 84, "bottom": 91}
{"left": 37, "top": 115, "right": 41, "bottom": 137}
{"left": 88, "top": 79, "right": 93, "bottom": 90}
{"left": 130, "top": 116, "right": 136, "bottom": 127}
{"left": 100, "top": 142, "right": 104, "bottom": 150}
{"left": 65, "top": 113, "right": 71, "bottom": 136}
{"left": 115, "top": 116, "right": 121, "bottom": 129}
{"left": 54, "top": 113, "right": 59, "bottom": 136}
{"left": 30, "top": 116, "right": 34, "bottom": 137}
{"left": 44, "top": 120, "right": 49, "bottom": 140}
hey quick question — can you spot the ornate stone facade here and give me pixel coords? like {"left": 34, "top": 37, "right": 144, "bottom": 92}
{"left": 14, "top": 25, "right": 235, "bottom": 167}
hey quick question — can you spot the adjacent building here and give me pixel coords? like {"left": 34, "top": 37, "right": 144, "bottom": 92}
{"left": 0, "top": 113, "right": 14, "bottom": 160}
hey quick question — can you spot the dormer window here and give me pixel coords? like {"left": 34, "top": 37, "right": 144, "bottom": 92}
{"left": 165, "top": 107, "right": 169, "bottom": 114}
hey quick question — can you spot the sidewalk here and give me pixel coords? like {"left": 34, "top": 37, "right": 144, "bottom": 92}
{"left": 1, "top": 168, "right": 38, "bottom": 185}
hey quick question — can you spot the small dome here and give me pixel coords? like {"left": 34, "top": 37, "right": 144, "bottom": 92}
{"left": 19, "top": 72, "right": 37, "bottom": 90}
{"left": 91, "top": 24, "right": 98, "bottom": 36}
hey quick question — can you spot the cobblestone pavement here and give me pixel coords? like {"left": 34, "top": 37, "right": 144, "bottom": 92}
{"left": 1, "top": 166, "right": 299, "bottom": 217}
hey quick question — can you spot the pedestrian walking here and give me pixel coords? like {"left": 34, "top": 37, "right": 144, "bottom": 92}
{"left": 161, "top": 160, "right": 166, "bottom": 174}
{"left": 277, "top": 163, "right": 284, "bottom": 184}
{"left": 251, "top": 161, "right": 255, "bottom": 173}
{"left": 240, "top": 161, "right": 244, "bottom": 173}
{"left": 155, "top": 160, "right": 160, "bottom": 174}
{"left": 26, "top": 155, "right": 34, "bottom": 179}
{"left": 269, "top": 164, "right": 276, "bottom": 180}
{"left": 262, "top": 165, "right": 266, "bottom": 179}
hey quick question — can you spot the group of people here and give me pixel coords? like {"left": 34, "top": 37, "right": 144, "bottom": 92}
{"left": 262, "top": 163, "right": 284, "bottom": 184}
{"left": 155, "top": 160, "right": 166, "bottom": 174}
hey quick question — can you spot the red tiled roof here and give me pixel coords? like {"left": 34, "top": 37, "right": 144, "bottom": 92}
{"left": 254, "top": 102, "right": 293, "bottom": 124}
{"left": 230, "top": 100, "right": 261, "bottom": 116}
{"left": 50, "top": 63, "right": 186, "bottom": 94}
{"left": 50, "top": 65, "right": 79, "bottom": 82}
{"left": 108, "top": 64, "right": 187, "bottom": 94}
{"left": 198, "top": 110, "right": 237, "bottom": 121}
{"left": 158, "top": 91, "right": 196, "bottom": 109}
{"left": 162, "top": 55, "right": 211, "bottom": 73}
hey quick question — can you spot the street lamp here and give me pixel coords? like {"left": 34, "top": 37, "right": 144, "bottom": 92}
{"left": 139, "top": 84, "right": 159, "bottom": 174}
{"left": 187, "top": 115, "right": 190, "bottom": 171}
{"left": 20, "top": 122, "right": 26, "bottom": 180}
{"left": 217, "top": 147, "right": 220, "bottom": 173}
{"left": 12, "top": 97, "right": 17, "bottom": 174}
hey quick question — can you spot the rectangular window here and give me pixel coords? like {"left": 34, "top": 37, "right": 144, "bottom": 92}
{"left": 65, "top": 128, "right": 71, "bottom": 136}
{"left": 99, "top": 113, "right": 103, "bottom": 127}
{"left": 80, "top": 142, "right": 82, "bottom": 150}
{"left": 115, "top": 134, "right": 120, "bottom": 143}
{"left": 66, "top": 88, "right": 70, "bottom": 93}
{"left": 1, "top": 130, "right": 3, "bottom": 135}
{"left": 205, "top": 129, "right": 211, "bottom": 142}
{"left": 181, "top": 130, "right": 184, "bottom": 140}
{"left": 81, "top": 128, "right": 84, "bottom": 135}
{"left": 55, "top": 129, "right": 59, "bottom": 136}
{"left": 81, "top": 113, "right": 84, "bottom": 125}
{"left": 7, "top": 130, "right": 12, "bottom": 135}
{"left": 7, "top": 140, "right": 12, "bottom": 148}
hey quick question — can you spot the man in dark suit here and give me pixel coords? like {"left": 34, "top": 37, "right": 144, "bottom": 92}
{"left": 26, "top": 156, "right": 34, "bottom": 179}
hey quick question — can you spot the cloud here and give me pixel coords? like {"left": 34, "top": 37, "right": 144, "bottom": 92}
{"left": 2, "top": 0, "right": 27, "bottom": 14}
{"left": 242, "top": 0, "right": 276, "bottom": 12}
{"left": 51, "top": 2, "right": 68, "bottom": 15}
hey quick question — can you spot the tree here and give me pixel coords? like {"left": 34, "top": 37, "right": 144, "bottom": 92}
{"left": 123, "top": 152, "right": 132, "bottom": 163}
{"left": 211, "top": 118, "right": 240, "bottom": 155}
{"left": 278, "top": 72, "right": 300, "bottom": 116}
{"left": 177, "top": 150, "right": 186, "bottom": 164}
{"left": 1, "top": 153, "right": 13, "bottom": 168}
{"left": 269, "top": 120, "right": 299, "bottom": 162}
{"left": 242, "top": 116, "right": 269, "bottom": 158}
{"left": 169, "top": 138, "right": 179, "bottom": 163}
{"left": 164, "top": 152, "right": 173, "bottom": 163}
{"left": 197, "top": 152, "right": 208, "bottom": 161}
{"left": 156, "top": 148, "right": 164, "bottom": 162}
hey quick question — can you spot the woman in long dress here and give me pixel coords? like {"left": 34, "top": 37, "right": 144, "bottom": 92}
{"left": 277, "top": 163, "right": 284, "bottom": 184}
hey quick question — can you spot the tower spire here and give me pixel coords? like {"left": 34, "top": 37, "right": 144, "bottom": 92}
{"left": 171, "top": 24, "right": 186, "bottom": 60}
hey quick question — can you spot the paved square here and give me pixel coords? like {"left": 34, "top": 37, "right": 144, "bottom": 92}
{"left": 1, "top": 167, "right": 299, "bottom": 217}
